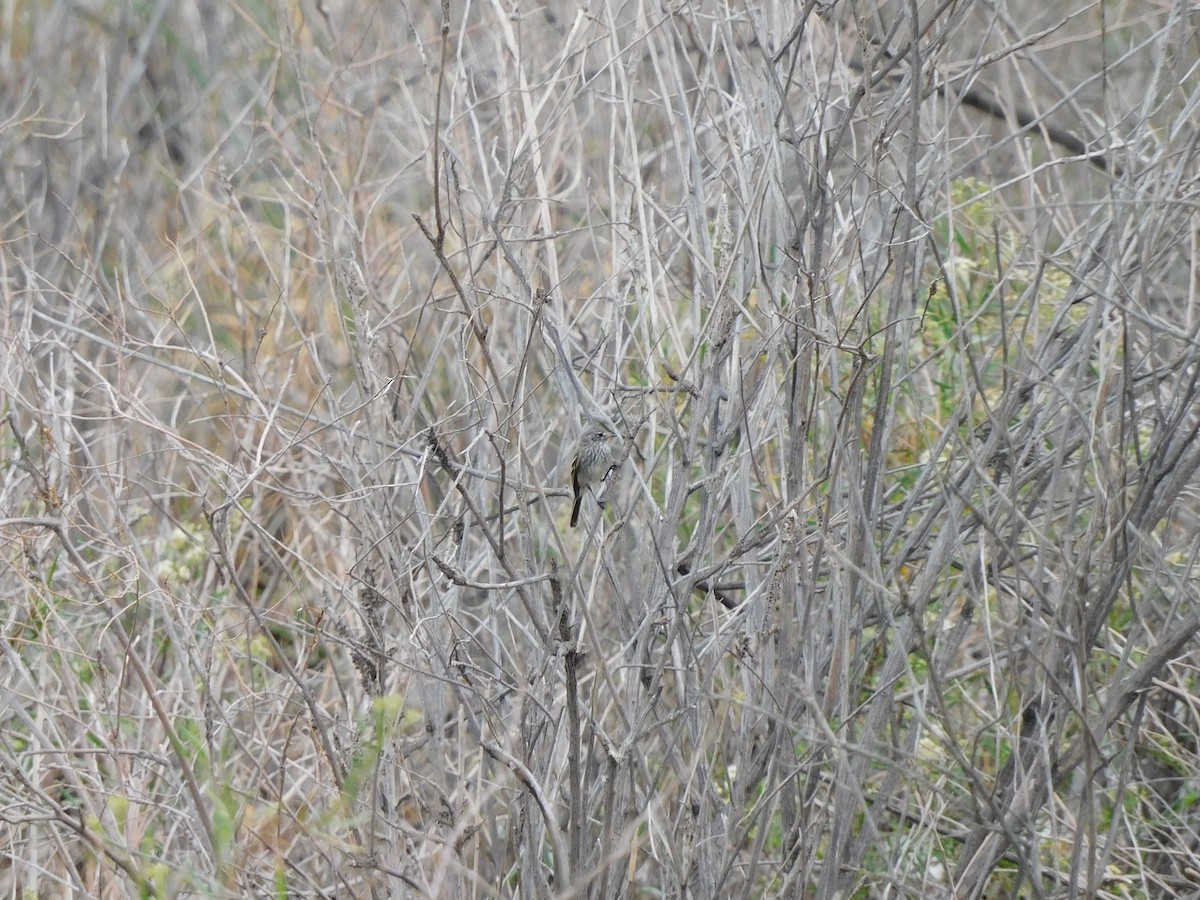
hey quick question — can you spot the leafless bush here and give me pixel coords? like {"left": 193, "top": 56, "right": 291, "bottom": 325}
{"left": 2, "top": 1, "right": 1199, "bottom": 897}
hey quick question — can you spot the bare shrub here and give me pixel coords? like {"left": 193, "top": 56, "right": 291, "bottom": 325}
{"left": 2, "top": 1, "right": 1199, "bottom": 897}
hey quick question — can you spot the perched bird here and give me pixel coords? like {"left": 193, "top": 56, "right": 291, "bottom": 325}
{"left": 570, "top": 427, "right": 616, "bottom": 527}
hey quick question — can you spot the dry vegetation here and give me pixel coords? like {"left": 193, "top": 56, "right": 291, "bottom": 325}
{"left": 3, "top": 0, "right": 1200, "bottom": 897}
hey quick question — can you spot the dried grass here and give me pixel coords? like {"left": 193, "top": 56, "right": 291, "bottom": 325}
{"left": 2, "top": 1, "right": 1200, "bottom": 897}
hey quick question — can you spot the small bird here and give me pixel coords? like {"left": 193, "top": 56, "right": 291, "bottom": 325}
{"left": 570, "top": 427, "right": 616, "bottom": 527}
